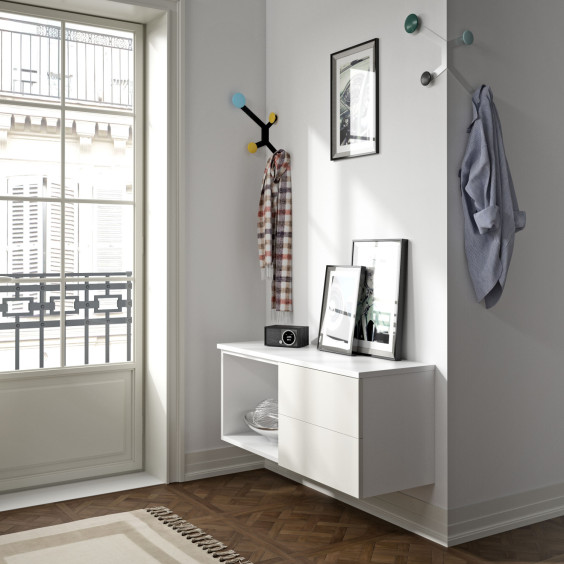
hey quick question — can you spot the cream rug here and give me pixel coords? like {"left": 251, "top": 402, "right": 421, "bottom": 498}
{"left": 0, "top": 506, "right": 253, "bottom": 563}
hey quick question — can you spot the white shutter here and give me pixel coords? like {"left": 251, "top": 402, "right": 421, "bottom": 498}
{"left": 93, "top": 186, "right": 122, "bottom": 272}
{"left": 47, "top": 180, "right": 77, "bottom": 274}
{"left": 47, "top": 182, "right": 61, "bottom": 274}
{"left": 7, "top": 177, "right": 43, "bottom": 274}
{"left": 6, "top": 177, "right": 79, "bottom": 275}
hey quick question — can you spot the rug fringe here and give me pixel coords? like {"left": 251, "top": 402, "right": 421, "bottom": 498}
{"left": 145, "top": 506, "right": 254, "bottom": 564}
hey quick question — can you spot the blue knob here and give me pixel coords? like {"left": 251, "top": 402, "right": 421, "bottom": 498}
{"left": 461, "top": 30, "right": 474, "bottom": 45}
{"left": 232, "top": 92, "right": 246, "bottom": 108}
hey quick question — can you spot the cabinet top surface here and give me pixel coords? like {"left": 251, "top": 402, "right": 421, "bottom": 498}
{"left": 217, "top": 342, "right": 434, "bottom": 378}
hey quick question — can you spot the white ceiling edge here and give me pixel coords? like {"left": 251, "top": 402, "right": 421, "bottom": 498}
{"left": 3, "top": 0, "right": 173, "bottom": 23}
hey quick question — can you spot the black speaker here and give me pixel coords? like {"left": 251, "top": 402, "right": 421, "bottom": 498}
{"left": 265, "top": 325, "right": 309, "bottom": 348}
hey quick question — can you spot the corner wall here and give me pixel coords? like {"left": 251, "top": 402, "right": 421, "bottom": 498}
{"left": 448, "top": 0, "right": 564, "bottom": 542}
{"left": 184, "top": 0, "right": 267, "bottom": 453}
{"left": 266, "top": 0, "right": 448, "bottom": 514}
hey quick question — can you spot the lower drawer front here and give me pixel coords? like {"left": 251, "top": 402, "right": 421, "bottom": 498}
{"left": 278, "top": 415, "right": 360, "bottom": 497}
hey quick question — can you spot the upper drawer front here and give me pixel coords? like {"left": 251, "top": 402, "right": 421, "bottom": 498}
{"left": 278, "top": 363, "right": 360, "bottom": 437}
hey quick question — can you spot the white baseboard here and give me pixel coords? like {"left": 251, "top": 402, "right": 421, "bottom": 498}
{"left": 0, "top": 472, "right": 164, "bottom": 512}
{"left": 448, "top": 481, "right": 564, "bottom": 545}
{"left": 184, "top": 446, "right": 264, "bottom": 481}
{"left": 264, "top": 461, "right": 448, "bottom": 546}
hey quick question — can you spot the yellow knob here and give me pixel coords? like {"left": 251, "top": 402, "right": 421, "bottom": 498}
{"left": 269, "top": 112, "right": 277, "bottom": 124}
{"left": 248, "top": 142, "right": 258, "bottom": 153}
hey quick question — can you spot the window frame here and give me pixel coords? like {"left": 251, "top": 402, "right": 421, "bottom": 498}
{"left": 0, "top": 0, "right": 144, "bottom": 372}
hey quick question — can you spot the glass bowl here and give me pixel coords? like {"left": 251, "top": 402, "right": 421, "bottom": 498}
{"left": 244, "top": 411, "right": 278, "bottom": 442}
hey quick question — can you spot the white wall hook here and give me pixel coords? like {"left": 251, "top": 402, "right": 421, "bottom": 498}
{"left": 405, "top": 14, "right": 474, "bottom": 89}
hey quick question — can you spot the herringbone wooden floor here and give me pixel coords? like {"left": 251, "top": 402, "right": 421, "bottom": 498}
{"left": 1, "top": 469, "right": 563, "bottom": 563}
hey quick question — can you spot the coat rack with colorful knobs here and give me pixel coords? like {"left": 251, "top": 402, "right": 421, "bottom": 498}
{"left": 404, "top": 13, "right": 474, "bottom": 87}
{"left": 232, "top": 92, "right": 278, "bottom": 153}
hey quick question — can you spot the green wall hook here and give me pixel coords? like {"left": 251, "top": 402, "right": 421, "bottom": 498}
{"left": 404, "top": 13, "right": 420, "bottom": 34}
{"left": 461, "top": 30, "right": 474, "bottom": 45}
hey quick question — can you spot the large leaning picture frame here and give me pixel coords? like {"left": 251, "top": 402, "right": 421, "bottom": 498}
{"left": 331, "top": 38, "right": 379, "bottom": 160}
{"left": 352, "top": 239, "right": 407, "bottom": 360}
{"left": 318, "top": 266, "right": 364, "bottom": 355}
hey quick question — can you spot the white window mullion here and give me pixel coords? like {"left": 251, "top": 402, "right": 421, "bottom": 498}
{"left": 132, "top": 22, "right": 143, "bottom": 367}
{"left": 60, "top": 20, "right": 66, "bottom": 367}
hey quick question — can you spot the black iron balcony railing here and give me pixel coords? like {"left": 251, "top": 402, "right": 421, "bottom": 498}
{"left": 0, "top": 272, "right": 132, "bottom": 370}
{"left": 0, "top": 15, "right": 134, "bottom": 108}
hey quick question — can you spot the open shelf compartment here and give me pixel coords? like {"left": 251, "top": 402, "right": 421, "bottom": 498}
{"left": 221, "top": 352, "right": 279, "bottom": 462}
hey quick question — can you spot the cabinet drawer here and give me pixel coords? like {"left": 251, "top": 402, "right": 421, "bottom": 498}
{"left": 278, "top": 364, "right": 359, "bottom": 437}
{"left": 279, "top": 414, "right": 359, "bottom": 497}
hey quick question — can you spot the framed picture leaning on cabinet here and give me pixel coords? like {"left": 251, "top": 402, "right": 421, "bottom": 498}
{"left": 352, "top": 239, "right": 407, "bottom": 360}
{"left": 318, "top": 265, "right": 364, "bottom": 355}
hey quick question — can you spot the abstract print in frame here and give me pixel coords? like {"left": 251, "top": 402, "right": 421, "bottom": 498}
{"left": 331, "top": 38, "right": 379, "bottom": 160}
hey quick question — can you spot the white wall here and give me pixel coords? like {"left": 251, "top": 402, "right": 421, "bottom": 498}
{"left": 448, "top": 1, "right": 564, "bottom": 510}
{"left": 180, "top": 0, "right": 564, "bottom": 542}
{"left": 266, "top": 0, "right": 448, "bottom": 509}
{"left": 184, "top": 0, "right": 266, "bottom": 452}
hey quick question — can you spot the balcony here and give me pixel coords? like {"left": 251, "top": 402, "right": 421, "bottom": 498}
{"left": 0, "top": 14, "right": 134, "bottom": 109}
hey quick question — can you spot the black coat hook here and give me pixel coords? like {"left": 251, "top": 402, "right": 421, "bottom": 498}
{"left": 232, "top": 92, "right": 277, "bottom": 153}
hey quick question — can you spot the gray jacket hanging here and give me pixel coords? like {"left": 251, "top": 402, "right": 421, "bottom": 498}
{"left": 459, "top": 85, "right": 526, "bottom": 309}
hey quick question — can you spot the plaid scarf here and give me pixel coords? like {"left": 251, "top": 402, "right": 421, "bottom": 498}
{"left": 257, "top": 149, "right": 293, "bottom": 315}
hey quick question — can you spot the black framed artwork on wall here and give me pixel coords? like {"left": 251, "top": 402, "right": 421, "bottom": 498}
{"left": 330, "top": 38, "right": 379, "bottom": 160}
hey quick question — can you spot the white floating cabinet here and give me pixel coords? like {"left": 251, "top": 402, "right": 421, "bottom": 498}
{"left": 218, "top": 342, "right": 435, "bottom": 498}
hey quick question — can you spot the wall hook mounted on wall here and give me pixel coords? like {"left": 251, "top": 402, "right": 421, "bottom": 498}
{"left": 404, "top": 13, "right": 474, "bottom": 87}
{"left": 232, "top": 92, "right": 278, "bottom": 153}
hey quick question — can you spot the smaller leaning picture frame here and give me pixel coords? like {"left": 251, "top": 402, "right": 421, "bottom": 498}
{"left": 331, "top": 38, "right": 379, "bottom": 160}
{"left": 318, "top": 265, "right": 364, "bottom": 356}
